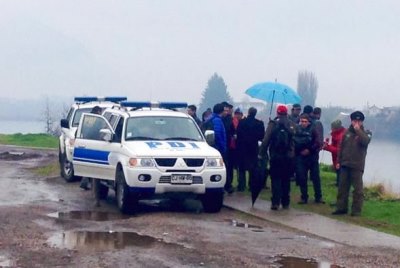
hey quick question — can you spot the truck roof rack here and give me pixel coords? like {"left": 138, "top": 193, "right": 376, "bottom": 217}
{"left": 121, "top": 101, "right": 187, "bottom": 110}
{"left": 74, "top": 97, "right": 127, "bottom": 104}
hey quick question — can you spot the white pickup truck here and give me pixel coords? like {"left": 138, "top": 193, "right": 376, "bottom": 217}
{"left": 58, "top": 97, "right": 127, "bottom": 182}
{"left": 72, "top": 101, "right": 226, "bottom": 213}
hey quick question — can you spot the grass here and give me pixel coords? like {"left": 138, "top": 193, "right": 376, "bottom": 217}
{"left": 32, "top": 159, "right": 60, "bottom": 177}
{"left": 234, "top": 164, "right": 400, "bottom": 237}
{"left": 0, "top": 133, "right": 58, "bottom": 148}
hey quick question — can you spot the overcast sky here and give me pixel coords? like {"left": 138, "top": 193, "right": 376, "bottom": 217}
{"left": 0, "top": 0, "right": 399, "bottom": 110}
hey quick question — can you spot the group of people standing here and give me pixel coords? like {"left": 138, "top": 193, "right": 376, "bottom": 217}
{"left": 259, "top": 104, "right": 325, "bottom": 210}
{"left": 188, "top": 102, "right": 371, "bottom": 216}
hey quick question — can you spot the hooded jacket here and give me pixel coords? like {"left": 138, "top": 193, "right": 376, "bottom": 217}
{"left": 323, "top": 127, "right": 346, "bottom": 169}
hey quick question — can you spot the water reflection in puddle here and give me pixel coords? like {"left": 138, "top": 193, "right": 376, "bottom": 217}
{"left": 48, "top": 231, "right": 158, "bottom": 250}
{"left": 274, "top": 255, "right": 343, "bottom": 268}
{"left": 48, "top": 211, "right": 131, "bottom": 221}
{"left": 0, "top": 255, "right": 15, "bottom": 267}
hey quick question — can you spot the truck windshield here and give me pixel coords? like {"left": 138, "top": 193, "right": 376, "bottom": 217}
{"left": 125, "top": 116, "right": 203, "bottom": 141}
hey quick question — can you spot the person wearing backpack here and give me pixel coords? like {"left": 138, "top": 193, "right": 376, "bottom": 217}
{"left": 294, "top": 113, "right": 324, "bottom": 204}
{"left": 259, "top": 105, "right": 296, "bottom": 210}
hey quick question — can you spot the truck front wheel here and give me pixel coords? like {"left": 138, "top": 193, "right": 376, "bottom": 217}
{"left": 116, "top": 169, "right": 137, "bottom": 214}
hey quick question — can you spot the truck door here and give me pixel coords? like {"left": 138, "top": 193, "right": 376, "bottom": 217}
{"left": 73, "top": 113, "right": 117, "bottom": 180}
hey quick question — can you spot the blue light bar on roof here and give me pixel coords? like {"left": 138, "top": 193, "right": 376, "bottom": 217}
{"left": 121, "top": 101, "right": 187, "bottom": 109}
{"left": 74, "top": 96, "right": 127, "bottom": 103}
{"left": 159, "top": 102, "right": 187, "bottom": 109}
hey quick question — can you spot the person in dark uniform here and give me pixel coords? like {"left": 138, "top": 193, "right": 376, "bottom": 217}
{"left": 332, "top": 111, "right": 372, "bottom": 216}
{"left": 294, "top": 113, "right": 324, "bottom": 204}
{"left": 259, "top": 105, "right": 295, "bottom": 210}
{"left": 236, "top": 107, "right": 265, "bottom": 192}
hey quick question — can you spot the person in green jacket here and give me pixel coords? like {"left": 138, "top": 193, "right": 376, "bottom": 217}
{"left": 332, "top": 111, "right": 372, "bottom": 216}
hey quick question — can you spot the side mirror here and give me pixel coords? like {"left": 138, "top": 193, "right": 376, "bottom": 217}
{"left": 100, "top": 128, "right": 113, "bottom": 142}
{"left": 204, "top": 130, "right": 215, "bottom": 146}
{"left": 60, "top": 119, "right": 69, "bottom": 129}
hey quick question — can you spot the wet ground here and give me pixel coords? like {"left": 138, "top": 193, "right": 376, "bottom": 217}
{"left": 0, "top": 145, "right": 399, "bottom": 267}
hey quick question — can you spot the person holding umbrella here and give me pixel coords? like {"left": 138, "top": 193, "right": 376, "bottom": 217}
{"left": 258, "top": 105, "right": 296, "bottom": 210}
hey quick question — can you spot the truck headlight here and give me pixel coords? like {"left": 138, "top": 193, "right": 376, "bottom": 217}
{"left": 128, "top": 158, "right": 155, "bottom": 167}
{"left": 140, "top": 158, "right": 155, "bottom": 167}
{"left": 205, "top": 158, "right": 224, "bottom": 167}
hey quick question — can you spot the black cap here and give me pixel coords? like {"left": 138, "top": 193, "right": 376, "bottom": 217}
{"left": 303, "top": 105, "right": 313, "bottom": 114}
{"left": 221, "top": 101, "right": 233, "bottom": 109}
{"left": 350, "top": 111, "right": 365, "bottom": 121}
{"left": 292, "top": 103, "right": 301, "bottom": 110}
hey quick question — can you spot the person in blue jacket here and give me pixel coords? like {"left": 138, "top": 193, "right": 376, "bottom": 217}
{"left": 203, "top": 103, "right": 227, "bottom": 193}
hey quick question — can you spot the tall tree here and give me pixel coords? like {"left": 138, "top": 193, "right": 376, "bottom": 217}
{"left": 297, "top": 70, "right": 318, "bottom": 106}
{"left": 198, "top": 73, "right": 233, "bottom": 115}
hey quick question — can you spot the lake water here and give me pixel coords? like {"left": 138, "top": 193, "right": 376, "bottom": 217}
{"left": 0, "top": 119, "right": 45, "bottom": 134}
{"left": 0, "top": 120, "right": 399, "bottom": 194}
{"left": 320, "top": 139, "right": 400, "bottom": 194}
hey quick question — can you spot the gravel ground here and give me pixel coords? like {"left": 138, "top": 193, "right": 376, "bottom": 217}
{"left": 0, "top": 145, "right": 399, "bottom": 268}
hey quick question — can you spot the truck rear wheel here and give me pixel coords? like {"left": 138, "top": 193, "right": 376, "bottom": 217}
{"left": 201, "top": 191, "right": 224, "bottom": 213}
{"left": 116, "top": 169, "right": 137, "bottom": 214}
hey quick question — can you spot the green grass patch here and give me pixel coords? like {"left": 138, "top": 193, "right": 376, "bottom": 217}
{"left": 0, "top": 133, "right": 58, "bottom": 148}
{"left": 233, "top": 163, "right": 400, "bottom": 237}
{"left": 33, "top": 160, "right": 60, "bottom": 177}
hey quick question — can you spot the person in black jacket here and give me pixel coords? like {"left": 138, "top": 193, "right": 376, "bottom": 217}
{"left": 187, "top": 104, "right": 202, "bottom": 127}
{"left": 236, "top": 107, "right": 265, "bottom": 192}
{"left": 294, "top": 113, "right": 324, "bottom": 204}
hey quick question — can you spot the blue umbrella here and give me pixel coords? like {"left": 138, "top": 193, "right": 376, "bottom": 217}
{"left": 245, "top": 81, "right": 302, "bottom": 116}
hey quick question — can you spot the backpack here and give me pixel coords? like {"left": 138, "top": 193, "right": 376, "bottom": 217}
{"left": 270, "top": 121, "right": 292, "bottom": 157}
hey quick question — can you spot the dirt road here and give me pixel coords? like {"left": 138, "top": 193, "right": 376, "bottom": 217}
{"left": 0, "top": 145, "right": 399, "bottom": 267}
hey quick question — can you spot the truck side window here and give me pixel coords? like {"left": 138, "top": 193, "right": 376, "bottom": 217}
{"left": 80, "top": 115, "right": 109, "bottom": 140}
{"left": 114, "top": 118, "right": 123, "bottom": 142}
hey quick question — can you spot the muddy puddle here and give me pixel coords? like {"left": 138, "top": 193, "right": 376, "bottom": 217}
{"left": 273, "top": 255, "right": 343, "bottom": 268}
{"left": 0, "top": 151, "right": 41, "bottom": 160}
{"left": 48, "top": 211, "right": 131, "bottom": 221}
{"left": 48, "top": 231, "right": 157, "bottom": 250}
{"left": 48, "top": 231, "right": 172, "bottom": 251}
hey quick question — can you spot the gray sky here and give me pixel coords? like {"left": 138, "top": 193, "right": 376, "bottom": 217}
{"left": 1, "top": 0, "right": 399, "bottom": 109}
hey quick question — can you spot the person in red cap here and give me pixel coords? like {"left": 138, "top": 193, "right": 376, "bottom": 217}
{"left": 259, "top": 105, "right": 296, "bottom": 210}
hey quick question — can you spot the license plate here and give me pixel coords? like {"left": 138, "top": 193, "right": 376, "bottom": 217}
{"left": 171, "top": 174, "right": 193, "bottom": 184}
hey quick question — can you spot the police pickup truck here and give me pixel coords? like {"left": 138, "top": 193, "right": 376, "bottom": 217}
{"left": 59, "top": 97, "right": 127, "bottom": 182}
{"left": 72, "top": 102, "right": 226, "bottom": 213}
